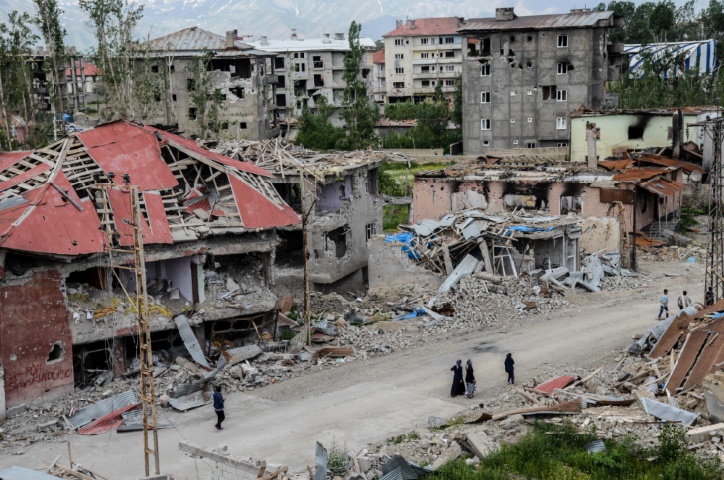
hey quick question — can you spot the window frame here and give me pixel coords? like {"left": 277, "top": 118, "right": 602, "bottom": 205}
{"left": 556, "top": 89, "right": 567, "bottom": 102}
{"left": 481, "top": 118, "right": 491, "bottom": 130}
{"left": 556, "top": 117, "right": 567, "bottom": 130}
{"left": 557, "top": 63, "right": 568, "bottom": 75}
{"left": 557, "top": 35, "right": 568, "bottom": 48}
{"left": 480, "top": 91, "right": 491, "bottom": 103}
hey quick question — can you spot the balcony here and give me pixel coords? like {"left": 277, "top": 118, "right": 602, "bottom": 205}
{"left": 412, "top": 57, "right": 460, "bottom": 65}
{"left": 413, "top": 86, "right": 455, "bottom": 94}
{"left": 414, "top": 43, "right": 460, "bottom": 50}
{"left": 412, "top": 71, "right": 458, "bottom": 79}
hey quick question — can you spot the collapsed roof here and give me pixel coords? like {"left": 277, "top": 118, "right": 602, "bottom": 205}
{"left": 0, "top": 121, "right": 300, "bottom": 257}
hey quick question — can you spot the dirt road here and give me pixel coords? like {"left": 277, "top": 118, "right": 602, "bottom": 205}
{"left": 0, "top": 260, "right": 704, "bottom": 479}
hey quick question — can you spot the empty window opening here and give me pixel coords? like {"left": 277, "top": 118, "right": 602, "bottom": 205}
{"left": 189, "top": 108, "right": 197, "bottom": 120}
{"left": 275, "top": 57, "right": 285, "bottom": 69}
{"left": 542, "top": 86, "right": 556, "bottom": 101}
{"left": 482, "top": 140, "right": 490, "bottom": 146}
{"left": 482, "top": 38, "right": 491, "bottom": 56}
{"left": 47, "top": 342, "right": 64, "bottom": 364}
{"left": 172, "top": 94, "right": 177, "bottom": 101}
{"left": 560, "top": 196, "right": 582, "bottom": 214}
{"left": 314, "top": 74, "right": 324, "bottom": 87}
{"left": 557, "top": 142, "right": 568, "bottom": 147}
{"left": 394, "top": 38, "right": 403, "bottom": 46}
{"left": 293, "top": 52, "right": 305, "bottom": 59}
{"left": 527, "top": 142, "right": 536, "bottom": 148}
{"left": 210, "top": 58, "right": 252, "bottom": 78}
{"left": 393, "top": 82, "right": 405, "bottom": 88}
{"left": 527, "top": 35, "right": 533, "bottom": 42}
{"left": 527, "top": 61, "right": 532, "bottom": 68}
{"left": 395, "top": 67, "right": 404, "bottom": 74}
{"left": 186, "top": 79, "right": 196, "bottom": 91}
{"left": 445, "top": 51, "right": 455, "bottom": 58}
{"left": 628, "top": 126, "right": 644, "bottom": 139}
{"left": 239, "top": 122, "right": 248, "bottom": 129}
{"left": 229, "top": 87, "right": 244, "bottom": 99}
{"left": 510, "top": 35, "right": 515, "bottom": 43}
{"left": 294, "top": 62, "right": 306, "bottom": 72}
{"left": 313, "top": 56, "right": 324, "bottom": 69}
{"left": 366, "top": 223, "right": 375, "bottom": 240}
{"left": 169, "top": 64, "right": 175, "bottom": 73}
{"left": 326, "top": 226, "right": 348, "bottom": 258}
{"left": 151, "top": 65, "right": 159, "bottom": 73}
{"left": 395, "top": 53, "right": 404, "bottom": 59}
{"left": 277, "top": 75, "right": 286, "bottom": 88}
{"left": 276, "top": 94, "right": 287, "bottom": 107}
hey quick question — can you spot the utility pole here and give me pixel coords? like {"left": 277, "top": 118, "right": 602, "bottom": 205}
{"left": 300, "top": 175, "right": 317, "bottom": 347}
{"left": 95, "top": 174, "right": 161, "bottom": 476}
{"left": 631, "top": 185, "right": 637, "bottom": 272}
{"left": 706, "top": 118, "right": 724, "bottom": 302}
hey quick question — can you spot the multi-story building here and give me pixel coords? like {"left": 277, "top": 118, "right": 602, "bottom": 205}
{"left": 138, "top": 27, "right": 280, "bottom": 140}
{"left": 458, "top": 7, "right": 622, "bottom": 154}
{"left": 382, "top": 17, "right": 465, "bottom": 103}
{"left": 245, "top": 31, "right": 376, "bottom": 119}
{"left": 372, "top": 49, "right": 386, "bottom": 104}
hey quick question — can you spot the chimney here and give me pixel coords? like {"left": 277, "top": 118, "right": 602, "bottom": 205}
{"left": 260, "top": 36, "right": 268, "bottom": 46}
{"left": 410, "top": 19, "right": 416, "bottom": 29}
{"left": 335, "top": 33, "right": 345, "bottom": 40}
{"left": 291, "top": 28, "right": 298, "bottom": 40}
{"left": 396, "top": 20, "right": 403, "bottom": 28}
{"left": 586, "top": 122, "right": 599, "bottom": 169}
{"left": 323, "top": 33, "right": 331, "bottom": 44}
{"left": 495, "top": 7, "right": 516, "bottom": 21}
{"left": 457, "top": 17, "right": 464, "bottom": 27}
{"left": 225, "top": 29, "right": 237, "bottom": 49}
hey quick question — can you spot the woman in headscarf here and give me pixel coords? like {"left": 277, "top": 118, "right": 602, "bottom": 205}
{"left": 450, "top": 359, "right": 465, "bottom": 397}
{"left": 465, "top": 359, "right": 476, "bottom": 398}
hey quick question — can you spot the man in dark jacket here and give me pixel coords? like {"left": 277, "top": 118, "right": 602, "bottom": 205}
{"left": 504, "top": 353, "right": 515, "bottom": 385}
{"left": 213, "top": 385, "right": 225, "bottom": 430}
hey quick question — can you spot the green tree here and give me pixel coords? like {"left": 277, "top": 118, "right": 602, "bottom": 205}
{"left": 79, "top": 0, "right": 143, "bottom": 120}
{"left": 133, "top": 50, "right": 166, "bottom": 123}
{"left": 0, "top": 11, "right": 39, "bottom": 149}
{"left": 33, "top": 0, "right": 67, "bottom": 138}
{"left": 185, "top": 51, "right": 225, "bottom": 139}
{"left": 339, "top": 21, "right": 379, "bottom": 150}
{"left": 452, "top": 73, "right": 462, "bottom": 127}
{"left": 295, "top": 96, "right": 345, "bottom": 150}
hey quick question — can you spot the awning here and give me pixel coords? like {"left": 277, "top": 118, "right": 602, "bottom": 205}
{"left": 641, "top": 178, "right": 685, "bottom": 197}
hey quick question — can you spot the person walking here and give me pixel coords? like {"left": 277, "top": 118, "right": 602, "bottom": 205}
{"left": 504, "top": 353, "right": 515, "bottom": 385}
{"left": 658, "top": 289, "right": 669, "bottom": 320}
{"left": 213, "top": 385, "right": 225, "bottom": 430}
{"left": 706, "top": 287, "right": 715, "bottom": 307}
{"left": 465, "top": 359, "right": 476, "bottom": 399}
{"left": 678, "top": 291, "right": 692, "bottom": 311}
{"left": 450, "top": 359, "right": 465, "bottom": 397}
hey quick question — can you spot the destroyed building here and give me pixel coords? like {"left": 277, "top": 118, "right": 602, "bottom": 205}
{"left": 211, "top": 142, "right": 409, "bottom": 295}
{"left": 411, "top": 151, "right": 696, "bottom": 242}
{"left": 459, "top": 8, "right": 624, "bottom": 154}
{"left": 136, "top": 27, "right": 280, "bottom": 141}
{"left": 382, "top": 17, "right": 465, "bottom": 103}
{"left": 0, "top": 121, "right": 300, "bottom": 414}
{"left": 245, "top": 31, "right": 376, "bottom": 120}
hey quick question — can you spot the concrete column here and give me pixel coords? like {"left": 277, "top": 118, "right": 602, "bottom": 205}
{"left": 0, "top": 364, "right": 5, "bottom": 420}
{"left": 112, "top": 340, "right": 126, "bottom": 378}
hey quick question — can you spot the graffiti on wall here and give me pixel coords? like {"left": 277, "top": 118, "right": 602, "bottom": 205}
{"left": 6, "top": 361, "right": 72, "bottom": 392}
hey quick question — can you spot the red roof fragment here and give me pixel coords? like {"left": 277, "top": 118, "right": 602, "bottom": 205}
{"left": 78, "top": 404, "right": 138, "bottom": 435}
{"left": 229, "top": 174, "right": 299, "bottom": 228}
{"left": 533, "top": 375, "right": 576, "bottom": 395}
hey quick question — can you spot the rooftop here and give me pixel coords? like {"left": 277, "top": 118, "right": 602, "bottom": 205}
{"left": 373, "top": 49, "right": 385, "bottom": 64}
{"left": 0, "top": 121, "right": 299, "bottom": 257}
{"left": 459, "top": 9, "right": 616, "bottom": 33}
{"left": 245, "top": 36, "right": 375, "bottom": 52}
{"left": 570, "top": 105, "right": 719, "bottom": 117}
{"left": 65, "top": 61, "right": 100, "bottom": 77}
{"left": 141, "top": 27, "right": 272, "bottom": 57}
{"left": 383, "top": 17, "right": 464, "bottom": 37}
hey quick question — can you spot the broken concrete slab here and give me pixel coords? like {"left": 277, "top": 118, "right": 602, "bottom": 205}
{"left": 175, "top": 314, "right": 211, "bottom": 368}
{"left": 640, "top": 397, "right": 699, "bottom": 426}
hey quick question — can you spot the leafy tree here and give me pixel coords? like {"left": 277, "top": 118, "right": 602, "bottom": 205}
{"left": 452, "top": 73, "right": 462, "bottom": 127}
{"left": 79, "top": 0, "right": 143, "bottom": 120}
{"left": 185, "top": 51, "right": 225, "bottom": 139}
{"left": 295, "top": 96, "right": 345, "bottom": 150}
{"left": 33, "top": 0, "right": 67, "bottom": 138}
{"left": 0, "top": 11, "right": 38, "bottom": 149}
{"left": 338, "top": 21, "right": 379, "bottom": 150}
{"left": 133, "top": 50, "right": 166, "bottom": 123}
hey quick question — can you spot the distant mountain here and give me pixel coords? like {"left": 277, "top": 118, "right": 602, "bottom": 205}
{"left": 1, "top": 1, "right": 548, "bottom": 52}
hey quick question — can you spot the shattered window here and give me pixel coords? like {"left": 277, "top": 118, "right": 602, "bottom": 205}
{"left": 275, "top": 57, "right": 285, "bottom": 69}
{"left": 313, "top": 56, "right": 323, "bottom": 69}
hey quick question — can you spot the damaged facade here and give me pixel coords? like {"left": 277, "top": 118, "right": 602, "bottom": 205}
{"left": 382, "top": 17, "right": 464, "bottom": 103}
{"left": 0, "top": 121, "right": 299, "bottom": 413}
{"left": 245, "top": 32, "right": 376, "bottom": 119}
{"left": 136, "top": 27, "right": 280, "bottom": 141}
{"left": 459, "top": 8, "right": 623, "bottom": 154}
{"left": 411, "top": 151, "right": 693, "bottom": 242}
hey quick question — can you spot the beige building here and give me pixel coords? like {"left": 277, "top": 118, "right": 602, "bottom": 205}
{"left": 137, "top": 27, "right": 280, "bottom": 140}
{"left": 382, "top": 17, "right": 464, "bottom": 102}
{"left": 245, "top": 31, "right": 375, "bottom": 119}
{"left": 373, "top": 49, "right": 386, "bottom": 103}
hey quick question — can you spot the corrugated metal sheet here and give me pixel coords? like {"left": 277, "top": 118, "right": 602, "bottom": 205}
{"left": 314, "top": 442, "right": 327, "bottom": 480}
{"left": 666, "top": 330, "right": 711, "bottom": 392}
{"left": 0, "top": 163, "right": 50, "bottom": 192}
{"left": 0, "top": 150, "right": 32, "bottom": 173}
{"left": 651, "top": 300, "right": 724, "bottom": 358}
{"left": 641, "top": 178, "right": 685, "bottom": 197}
{"left": 612, "top": 168, "right": 668, "bottom": 182}
{"left": 144, "top": 27, "right": 235, "bottom": 51}
{"left": 626, "top": 40, "right": 717, "bottom": 77}
{"left": 67, "top": 389, "right": 137, "bottom": 429}
{"left": 229, "top": 174, "right": 300, "bottom": 229}
{"left": 637, "top": 155, "right": 705, "bottom": 173}
{"left": 683, "top": 332, "right": 724, "bottom": 390}
{"left": 599, "top": 160, "right": 634, "bottom": 171}
{"left": 175, "top": 314, "right": 211, "bottom": 368}
{"left": 78, "top": 403, "right": 139, "bottom": 435}
{"left": 79, "top": 123, "right": 179, "bottom": 191}
{"left": 641, "top": 397, "right": 699, "bottom": 426}
{"left": 533, "top": 376, "right": 576, "bottom": 395}
{"left": 143, "top": 191, "right": 173, "bottom": 244}
{"left": 0, "top": 467, "right": 63, "bottom": 480}
{"left": 460, "top": 11, "right": 615, "bottom": 32}
{"left": 383, "top": 17, "right": 462, "bottom": 37}
{"left": 108, "top": 187, "right": 173, "bottom": 247}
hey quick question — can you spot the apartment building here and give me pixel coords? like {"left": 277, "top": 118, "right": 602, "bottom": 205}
{"left": 459, "top": 8, "right": 623, "bottom": 154}
{"left": 373, "top": 49, "right": 386, "bottom": 104}
{"left": 246, "top": 31, "right": 376, "bottom": 118}
{"left": 382, "top": 17, "right": 464, "bottom": 103}
{"left": 137, "top": 27, "right": 280, "bottom": 141}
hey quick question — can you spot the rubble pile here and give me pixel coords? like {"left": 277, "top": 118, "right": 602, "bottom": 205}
{"left": 638, "top": 244, "right": 707, "bottom": 263}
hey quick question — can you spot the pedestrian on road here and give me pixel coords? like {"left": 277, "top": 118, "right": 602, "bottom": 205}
{"left": 678, "top": 291, "right": 692, "bottom": 311}
{"left": 465, "top": 359, "right": 476, "bottom": 398}
{"left": 450, "top": 359, "right": 465, "bottom": 397}
{"left": 706, "top": 287, "right": 715, "bottom": 307}
{"left": 658, "top": 289, "right": 669, "bottom": 320}
{"left": 213, "top": 385, "right": 225, "bottom": 430}
{"left": 504, "top": 353, "right": 515, "bottom": 385}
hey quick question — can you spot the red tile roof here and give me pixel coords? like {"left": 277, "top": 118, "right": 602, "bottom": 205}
{"left": 65, "top": 61, "right": 100, "bottom": 77}
{"left": 373, "top": 49, "right": 385, "bottom": 64}
{"left": 383, "top": 17, "right": 462, "bottom": 37}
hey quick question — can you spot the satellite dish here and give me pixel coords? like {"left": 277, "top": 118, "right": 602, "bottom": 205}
{"left": 690, "top": 170, "right": 703, "bottom": 182}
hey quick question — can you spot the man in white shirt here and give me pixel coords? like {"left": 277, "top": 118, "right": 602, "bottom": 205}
{"left": 658, "top": 289, "right": 669, "bottom": 320}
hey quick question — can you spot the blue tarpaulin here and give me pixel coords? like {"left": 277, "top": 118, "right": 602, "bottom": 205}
{"left": 400, "top": 309, "right": 426, "bottom": 320}
{"left": 506, "top": 225, "right": 555, "bottom": 234}
{"left": 385, "top": 232, "right": 420, "bottom": 260}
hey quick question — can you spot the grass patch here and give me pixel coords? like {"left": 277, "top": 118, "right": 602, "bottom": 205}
{"left": 428, "top": 422, "right": 722, "bottom": 480}
{"left": 681, "top": 205, "right": 708, "bottom": 230}
{"left": 379, "top": 161, "right": 453, "bottom": 197}
{"left": 327, "top": 439, "right": 349, "bottom": 475}
{"left": 383, "top": 204, "right": 409, "bottom": 232}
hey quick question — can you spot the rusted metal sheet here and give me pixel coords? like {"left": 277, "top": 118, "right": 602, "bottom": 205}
{"left": 229, "top": 174, "right": 300, "bottom": 229}
{"left": 651, "top": 300, "right": 724, "bottom": 358}
{"left": 612, "top": 168, "right": 668, "bottom": 182}
{"left": 598, "top": 160, "right": 634, "bottom": 171}
{"left": 143, "top": 191, "right": 173, "bottom": 244}
{"left": 666, "top": 330, "right": 711, "bottom": 392}
{"left": 79, "top": 122, "right": 178, "bottom": 191}
{"left": 641, "top": 178, "right": 685, "bottom": 197}
{"left": 461, "top": 11, "right": 615, "bottom": 32}
{"left": 494, "top": 400, "right": 582, "bottom": 420}
{"left": 533, "top": 375, "right": 576, "bottom": 395}
{"left": 637, "top": 155, "right": 705, "bottom": 173}
{"left": 143, "top": 27, "right": 255, "bottom": 52}
{"left": 383, "top": 17, "right": 463, "bottom": 37}
{"left": 0, "top": 150, "right": 32, "bottom": 173}
{"left": 683, "top": 332, "right": 724, "bottom": 390}
{"left": 78, "top": 403, "right": 139, "bottom": 435}
{"left": 314, "top": 347, "right": 356, "bottom": 359}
